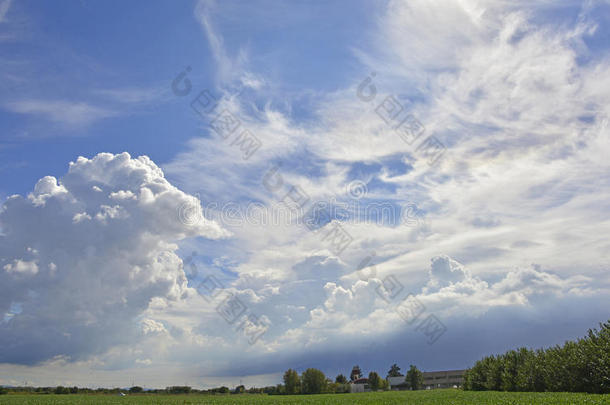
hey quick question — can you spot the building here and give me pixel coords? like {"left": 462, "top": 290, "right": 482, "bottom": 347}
{"left": 387, "top": 376, "right": 408, "bottom": 390}
{"left": 388, "top": 369, "right": 467, "bottom": 390}
{"left": 422, "top": 370, "right": 466, "bottom": 389}
{"left": 349, "top": 378, "right": 370, "bottom": 393}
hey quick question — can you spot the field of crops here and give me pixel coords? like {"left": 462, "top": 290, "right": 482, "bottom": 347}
{"left": 0, "top": 390, "right": 609, "bottom": 405}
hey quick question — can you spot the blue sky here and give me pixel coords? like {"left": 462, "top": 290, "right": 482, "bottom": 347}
{"left": 0, "top": 0, "right": 375, "bottom": 197}
{"left": 1, "top": 0, "right": 610, "bottom": 389}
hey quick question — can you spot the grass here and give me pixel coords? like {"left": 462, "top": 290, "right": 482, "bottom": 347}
{"left": 0, "top": 390, "right": 609, "bottom": 405}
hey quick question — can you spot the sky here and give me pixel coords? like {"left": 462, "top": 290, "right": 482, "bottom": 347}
{"left": 1, "top": 0, "right": 610, "bottom": 390}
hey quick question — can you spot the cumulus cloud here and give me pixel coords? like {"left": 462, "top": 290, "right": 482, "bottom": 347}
{"left": 0, "top": 152, "right": 228, "bottom": 364}
{"left": 285, "top": 254, "right": 599, "bottom": 349}
{"left": 3, "top": 259, "right": 38, "bottom": 275}
{"left": 415, "top": 255, "right": 597, "bottom": 316}
{"left": 427, "top": 255, "right": 470, "bottom": 288}
{"left": 140, "top": 318, "right": 168, "bottom": 336}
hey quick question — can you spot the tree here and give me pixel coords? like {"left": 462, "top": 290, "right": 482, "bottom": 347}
{"left": 486, "top": 354, "right": 505, "bottom": 391}
{"left": 301, "top": 368, "right": 327, "bottom": 394}
{"left": 387, "top": 363, "right": 403, "bottom": 378}
{"left": 335, "top": 374, "right": 347, "bottom": 384}
{"left": 234, "top": 385, "right": 245, "bottom": 394}
{"left": 582, "top": 320, "right": 610, "bottom": 394}
{"left": 501, "top": 349, "right": 524, "bottom": 391}
{"left": 283, "top": 369, "right": 300, "bottom": 394}
{"left": 405, "top": 365, "right": 423, "bottom": 390}
{"left": 464, "top": 356, "right": 491, "bottom": 391}
{"left": 380, "top": 378, "right": 390, "bottom": 391}
{"left": 350, "top": 365, "right": 362, "bottom": 382}
{"left": 0, "top": 387, "right": 7, "bottom": 395}
{"left": 167, "top": 386, "right": 191, "bottom": 394}
{"left": 368, "top": 371, "right": 382, "bottom": 391}
{"left": 129, "top": 386, "right": 143, "bottom": 393}
{"left": 516, "top": 348, "right": 545, "bottom": 392}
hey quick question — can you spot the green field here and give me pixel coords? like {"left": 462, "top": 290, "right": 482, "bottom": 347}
{"left": 1, "top": 390, "right": 609, "bottom": 405}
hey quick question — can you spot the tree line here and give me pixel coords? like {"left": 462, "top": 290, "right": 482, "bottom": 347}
{"left": 463, "top": 320, "right": 610, "bottom": 393}
{"left": 0, "top": 386, "right": 232, "bottom": 395}
{"left": 278, "top": 364, "right": 425, "bottom": 394}
{"left": 0, "top": 363, "right": 428, "bottom": 396}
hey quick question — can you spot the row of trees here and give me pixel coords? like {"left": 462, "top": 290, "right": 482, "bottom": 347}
{"left": 0, "top": 386, "right": 84, "bottom": 395}
{"left": 280, "top": 364, "right": 425, "bottom": 394}
{"left": 283, "top": 368, "right": 340, "bottom": 394}
{"left": 464, "top": 320, "right": 610, "bottom": 393}
{"left": 0, "top": 364, "right": 427, "bottom": 396}
{"left": 0, "top": 385, "right": 232, "bottom": 395}
{"left": 347, "top": 363, "right": 422, "bottom": 386}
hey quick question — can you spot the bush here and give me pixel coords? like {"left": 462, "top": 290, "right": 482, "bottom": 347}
{"left": 0, "top": 387, "right": 7, "bottom": 395}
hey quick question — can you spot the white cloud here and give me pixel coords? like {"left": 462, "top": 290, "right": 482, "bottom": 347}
{"left": 3, "top": 259, "right": 38, "bottom": 275}
{"left": 3, "top": 99, "right": 116, "bottom": 128}
{"left": 0, "top": 0, "right": 12, "bottom": 23}
{"left": 292, "top": 254, "right": 596, "bottom": 340}
{"left": 0, "top": 152, "right": 228, "bottom": 364}
{"left": 195, "top": 0, "right": 249, "bottom": 85}
{"left": 94, "top": 87, "right": 168, "bottom": 105}
{"left": 415, "top": 256, "right": 596, "bottom": 317}
{"left": 140, "top": 319, "right": 168, "bottom": 336}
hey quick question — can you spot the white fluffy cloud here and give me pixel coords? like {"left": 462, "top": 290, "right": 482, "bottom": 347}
{"left": 284, "top": 254, "right": 596, "bottom": 345}
{"left": 416, "top": 256, "right": 595, "bottom": 317}
{"left": 0, "top": 152, "right": 227, "bottom": 364}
